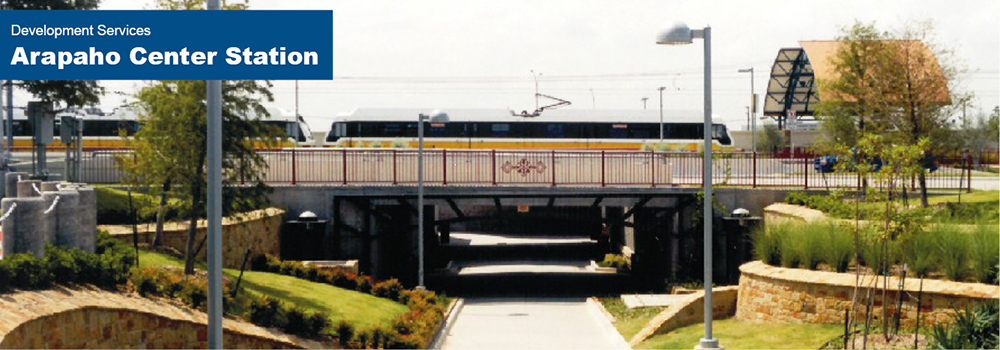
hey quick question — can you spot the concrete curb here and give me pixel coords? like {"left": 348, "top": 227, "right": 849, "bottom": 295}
{"left": 585, "top": 297, "right": 631, "bottom": 349}
{"left": 429, "top": 298, "right": 464, "bottom": 349}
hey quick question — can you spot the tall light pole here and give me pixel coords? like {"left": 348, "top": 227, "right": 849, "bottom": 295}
{"left": 658, "top": 86, "right": 666, "bottom": 142}
{"left": 738, "top": 67, "right": 756, "bottom": 153}
{"left": 641, "top": 97, "right": 649, "bottom": 110}
{"left": 657, "top": 22, "right": 721, "bottom": 350}
{"left": 417, "top": 109, "right": 449, "bottom": 288}
{"left": 294, "top": 80, "right": 300, "bottom": 148}
{"left": 205, "top": 0, "right": 223, "bottom": 348}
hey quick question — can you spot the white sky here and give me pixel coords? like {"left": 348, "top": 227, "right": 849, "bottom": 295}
{"left": 49, "top": 1, "right": 1000, "bottom": 131}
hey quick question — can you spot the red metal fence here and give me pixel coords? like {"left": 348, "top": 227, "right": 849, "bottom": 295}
{"left": 72, "top": 148, "right": 983, "bottom": 190}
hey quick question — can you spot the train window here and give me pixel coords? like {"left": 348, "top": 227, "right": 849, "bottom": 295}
{"left": 610, "top": 124, "right": 628, "bottom": 139}
{"left": 665, "top": 124, "right": 701, "bottom": 139}
{"left": 546, "top": 124, "right": 564, "bottom": 138}
{"left": 491, "top": 123, "right": 510, "bottom": 137}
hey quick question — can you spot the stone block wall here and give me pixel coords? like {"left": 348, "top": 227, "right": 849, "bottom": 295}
{"left": 628, "top": 286, "right": 739, "bottom": 347}
{"left": 0, "top": 287, "right": 319, "bottom": 349}
{"left": 735, "top": 261, "right": 1000, "bottom": 328}
{"left": 103, "top": 208, "right": 283, "bottom": 269}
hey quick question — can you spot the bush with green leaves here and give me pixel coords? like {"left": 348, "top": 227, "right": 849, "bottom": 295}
{"left": 902, "top": 228, "right": 938, "bottom": 278}
{"left": 751, "top": 224, "right": 781, "bottom": 266}
{"left": 931, "top": 303, "right": 999, "bottom": 349}
{"left": 0, "top": 233, "right": 135, "bottom": 292}
{"left": 597, "top": 254, "right": 631, "bottom": 270}
{"left": 373, "top": 278, "right": 404, "bottom": 302}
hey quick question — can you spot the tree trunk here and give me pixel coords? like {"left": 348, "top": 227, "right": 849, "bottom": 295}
{"left": 183, "top": 181, "right": 201, "bottom": 275}
{"left": 918, "top": 169, "right": 928, "bottom": 208}
{"left": 153, "top": 178, "right": 171, "bottom": 247}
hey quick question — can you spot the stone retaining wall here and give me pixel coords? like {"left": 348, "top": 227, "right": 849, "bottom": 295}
{"left": 0, "top": 286, "right": 323, "bottom": 349}
{"left": 628, "top": 286, "right": 739, "bottom": 347}
{"left": 735, "top": 261, "right": 1000, "bottom": 328}
{"left": 102, "top": 208, "right": 283, "bottom": 269}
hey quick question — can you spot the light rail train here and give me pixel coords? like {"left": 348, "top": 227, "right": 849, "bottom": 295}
{"left": 1, "top": 105, "right": 313, "bottom": 149}
{"left": 324, "top": 108, "right": 732, "bottom": 150}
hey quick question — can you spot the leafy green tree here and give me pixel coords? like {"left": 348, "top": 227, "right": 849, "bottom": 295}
{"left": 756, "top": 124, "right": 785, "bottom": 154}
{"left": 817, "top": 21, "right": 962, "bottom": 207}
{"left": 119, "top": 0, "right": 277, "bottom": 275}
{"left": 2, "top": 1, "right": 104, "bottom": 109}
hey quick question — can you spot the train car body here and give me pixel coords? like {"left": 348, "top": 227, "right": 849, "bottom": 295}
{"left": 325, "top": 108, "right": 732, "bottom": 150}
{"left": 1, "top": 105, "right": 313, "bottom": 149}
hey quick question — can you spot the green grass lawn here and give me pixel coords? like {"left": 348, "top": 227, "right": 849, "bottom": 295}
{"left": 137, "top": 250, "right": 408, "bottom": 329}
{"left": 635, "top": 319, "right": 842, "bottom": 349}
{"left": 599, "top": 297, "right": 666, "bottom": 341}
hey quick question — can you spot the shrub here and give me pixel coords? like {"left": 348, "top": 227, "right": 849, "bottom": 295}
{"left": 970, "top": 224, "right": 999, "bottom": 283}
{"left": 797, "top": 222, "right": 827, "bottom": 270}
{"left": 306, "top": 312, "right": 330, "bottom": 338}
{"left": 0, "top": 259, "right": 13, "bottom": 292}
{"left": 356, "top": 275, "right": 373, "bottom": 294}
{"left": 597, "top": 254, "right": 630, "bottom": 270}
{"left": 932, "top": 225, "right": 971, "bottom": 281}
{"left": 822, "top": 223, "right": 853, "bottom": 272}
{"left": 283, "top": 307, "right": 310, "bottom": 336}
{"left": 335, "top": 321, "right": 355, "bottom": 344}
{"left": 44, "top": 246, "right": 80, "bottom": 283}
{"left": 72, "top": 249, "right": 102, "bottom": 284}
{"left": 180, "top": 279, "right": 208, "bottom": 309}
{"left": 132, "top": 269, "right": 161, "bottom": 297}
{"left": 775, "top": 225, "right": 800, "bottom": 268}
{"left": 931, "top": 303, "right": 999, "bottom": 349}
{"left": 249, "top": 297, "right": 284, "bottom": 328}
{"left": 373, "top": 278, "right": 404, "bottom": 301}
{"left": 7, "top": 253, "right": 52, "bottom": 289}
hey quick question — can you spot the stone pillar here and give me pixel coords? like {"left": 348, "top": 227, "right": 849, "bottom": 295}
{"left": 16, "top": 180, "right": 41, "bottom": 198}
{"left": 39, "top": 191, "right": 60, "bottom": 249}
{"left": 75, "top": 186, "right": 97, "bottom": 253}
{"left": 1, "top": 197, "right": 48, "bottom": 257}
{"left": 52, "top": 190, "right": 81, "bottom": 249}
{"left": 40, "top": 181, "right": 61, "bottom": 192}
{"left": 4, "top": 172, "right": 27, "bottom": 198}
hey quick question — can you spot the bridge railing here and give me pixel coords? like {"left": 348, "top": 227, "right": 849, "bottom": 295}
{"left": 74, "top": 148, "right": 975, "bottom": 190}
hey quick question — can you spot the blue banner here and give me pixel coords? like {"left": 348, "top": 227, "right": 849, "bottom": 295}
{"left": 0, "top": 10, "right": 333, "bottom": 80}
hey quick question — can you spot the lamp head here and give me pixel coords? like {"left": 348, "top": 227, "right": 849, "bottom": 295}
{"left": 656, "top": 22, "right": 694, "bottom": 45}
{"left": 658, "top": 86, "right": 666, "bottom": 91}
{"left": 428, "top": 109, "right": 450, "bottom": 123}
{"left": 738, "top": 68, "right": 753, "bottom": 73}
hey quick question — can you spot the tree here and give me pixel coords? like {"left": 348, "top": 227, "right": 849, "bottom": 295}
{"left": 756, "top": 124, "right": 785, "bottom": 154}
{"left": 2, "top": 1, "right": 104, "bottom": 110}
{"left": 118, "top": 0, "right": 277, "bottom": 275}
{"left": 817, "top": 21, "right": 961, "bottom": 207}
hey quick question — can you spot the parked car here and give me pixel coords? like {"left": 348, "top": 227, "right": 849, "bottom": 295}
{"left": 814, "top": 154, "right": 937, "bottom": 173}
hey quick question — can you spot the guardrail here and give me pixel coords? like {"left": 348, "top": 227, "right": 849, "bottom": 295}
{"left": 67, "top": 148, "right": 979, "bottom": 191}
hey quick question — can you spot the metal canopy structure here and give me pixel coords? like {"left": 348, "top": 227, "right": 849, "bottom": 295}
{"left": 763, "top": 48, "right": 818, "bottom": 129}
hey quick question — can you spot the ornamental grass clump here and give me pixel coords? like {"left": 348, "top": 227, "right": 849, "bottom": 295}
{"left": 901, "top": 228, "right": 937, "bottom": 278}
{"left": 822, "top": 223, "right": 854, "bottom": 273}
{"left": 797, "top": 222, "right": 828, "bottom": 270}
{"left": 751, "top": 224, "right": 781, "bottom": 266}
{"left": 970, "top": 224, "right": 999, "bottom": 283}
{"left": 931, "top": 224, "right": 971, "bottom": 282}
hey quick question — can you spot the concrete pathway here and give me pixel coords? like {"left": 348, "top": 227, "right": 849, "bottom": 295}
{"left": 439, "top": 297, "right": 628, "bottom": 349}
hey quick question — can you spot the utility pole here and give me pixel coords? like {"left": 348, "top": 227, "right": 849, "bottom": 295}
{"left": 641, "top": 97, "right": 648, "bottom": 110}
{"left": 205, "top": 0, "right": 223, "bottom": 348}
{"left": 294, "top": 80, "right": 300, "bottom": 148}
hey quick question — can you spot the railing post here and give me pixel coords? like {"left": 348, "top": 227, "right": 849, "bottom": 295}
{"left": 341, "top": 148, "right": 347, "bottom": 185}
{"left": 392, "top": 149, "right": 398, "bottom": 185}
{"left": 442, "top": 149, "right": 448, "bottom": 185}
{"left": 291, "top": 147, "right": 297, "bottom": 185}
{"left": 551, "top": 150, "right": 556, "bottom": 187}
{"left": 601, "top": 150, "right": 606, "bottom": 187}
{"left": 491, "top": 149, "right": 497, "bottom": 185}
{"left": 752, "top": 152, "right": 757, "bottom": 188}
{"left": 650, "top": 150, "right": 656, "bottom": 187}
{"left": 803, "top": 154, "right": 808, "bottom": 189}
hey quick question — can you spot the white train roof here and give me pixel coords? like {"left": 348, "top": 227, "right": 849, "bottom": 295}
{"left": 335, "top": 108, "right": 724, "bottom": 124}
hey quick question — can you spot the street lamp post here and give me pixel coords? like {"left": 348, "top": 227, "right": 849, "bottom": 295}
{"left": 657, "top": 22, "right": 721, "bottom": 350}
{"left": 658, "top": 86, "right": 666, "bottom": 142}
{"left": 205, "top": 1, "right": 223, "bottom": 349}
{"left": 738, "top": 67, "right": 756, "bottom": 153}
{"left": 417, "top": 109, "right": 449, "bottom": 288}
